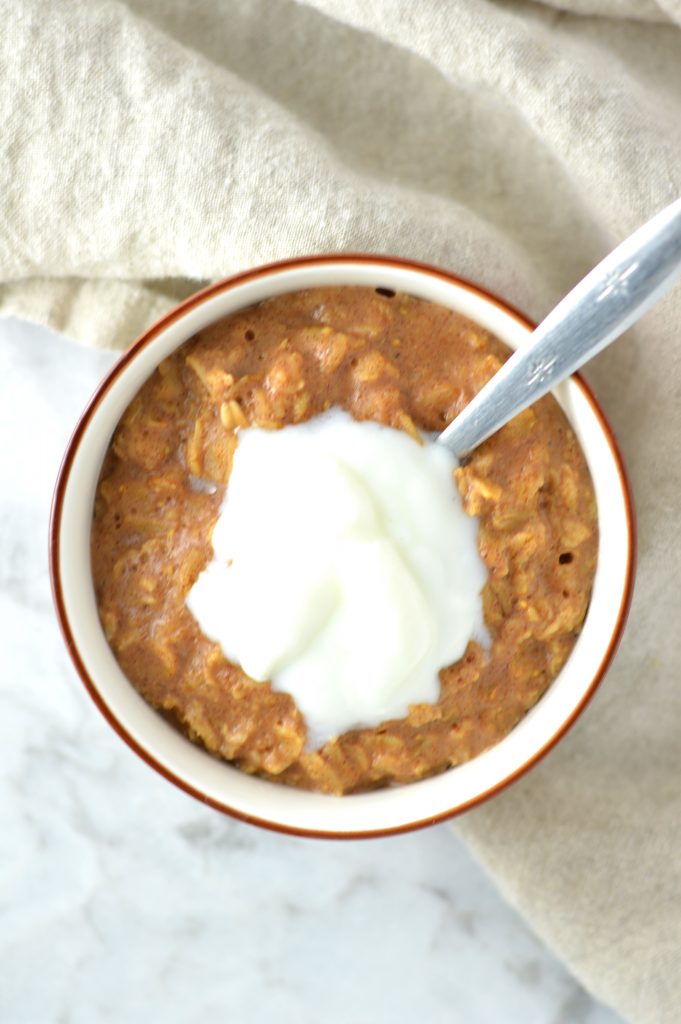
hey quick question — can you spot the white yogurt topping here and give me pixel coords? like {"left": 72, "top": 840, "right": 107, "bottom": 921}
{"left": 187, "top": 409, "right": 487, "bottom": 747}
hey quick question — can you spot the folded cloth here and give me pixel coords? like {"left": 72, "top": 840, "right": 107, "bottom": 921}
{"left": 3, "top": 2, "right": 680, "bottom": 1020}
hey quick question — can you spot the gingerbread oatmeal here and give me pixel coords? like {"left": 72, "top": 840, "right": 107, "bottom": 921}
{"left": 91, "top": 286, "right": 598, "bottom": 794}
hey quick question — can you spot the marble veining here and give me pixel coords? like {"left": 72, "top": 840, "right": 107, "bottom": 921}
{"left": 0, "top": 318, "right": 624, "bottom": 1024}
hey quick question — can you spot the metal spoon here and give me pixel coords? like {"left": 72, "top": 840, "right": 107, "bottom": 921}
{"left": 438, "top": 196, "right": 681, "bottom": 459}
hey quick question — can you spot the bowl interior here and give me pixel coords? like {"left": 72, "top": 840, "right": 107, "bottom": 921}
{"left": 52, "top": 258, "right": 633, "bottom": 837}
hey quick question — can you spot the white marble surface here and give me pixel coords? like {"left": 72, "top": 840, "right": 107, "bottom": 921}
{"left": 0, "top": 317, "right": 626, "bottom": 1024}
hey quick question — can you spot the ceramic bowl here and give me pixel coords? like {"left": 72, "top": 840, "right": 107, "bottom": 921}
{"left": 50, "top": 255, "right": 635, "bottom": 838}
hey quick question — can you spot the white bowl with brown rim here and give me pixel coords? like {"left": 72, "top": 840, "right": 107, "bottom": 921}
{"left": 49, "top": 255, "right": 635, "bottom": 838}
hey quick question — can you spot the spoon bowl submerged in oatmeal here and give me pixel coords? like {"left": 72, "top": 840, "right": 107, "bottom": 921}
{"left": 91, "top": 285, "right": 598, "bottom": 795}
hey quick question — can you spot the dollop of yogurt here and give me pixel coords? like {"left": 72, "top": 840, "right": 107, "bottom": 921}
{"left": 187, "top": 409, "right": 487, "bottom": 747}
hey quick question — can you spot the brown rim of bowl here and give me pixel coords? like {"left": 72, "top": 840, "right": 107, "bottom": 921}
{"left": 48, "top": 253, "right": 637, "bottom": 840}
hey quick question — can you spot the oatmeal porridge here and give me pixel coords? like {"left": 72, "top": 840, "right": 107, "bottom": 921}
{"left": 91, "top": 287, "right": 598, "bottom": 794}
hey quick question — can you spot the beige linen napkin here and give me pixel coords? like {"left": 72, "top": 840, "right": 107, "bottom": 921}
{"left": 4, "top": 1, "right": 680, "bottom": 1020}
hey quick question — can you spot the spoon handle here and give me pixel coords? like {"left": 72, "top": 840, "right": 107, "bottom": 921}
{"left": 438, "top": 196, "right": 681, "bottom": 458}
